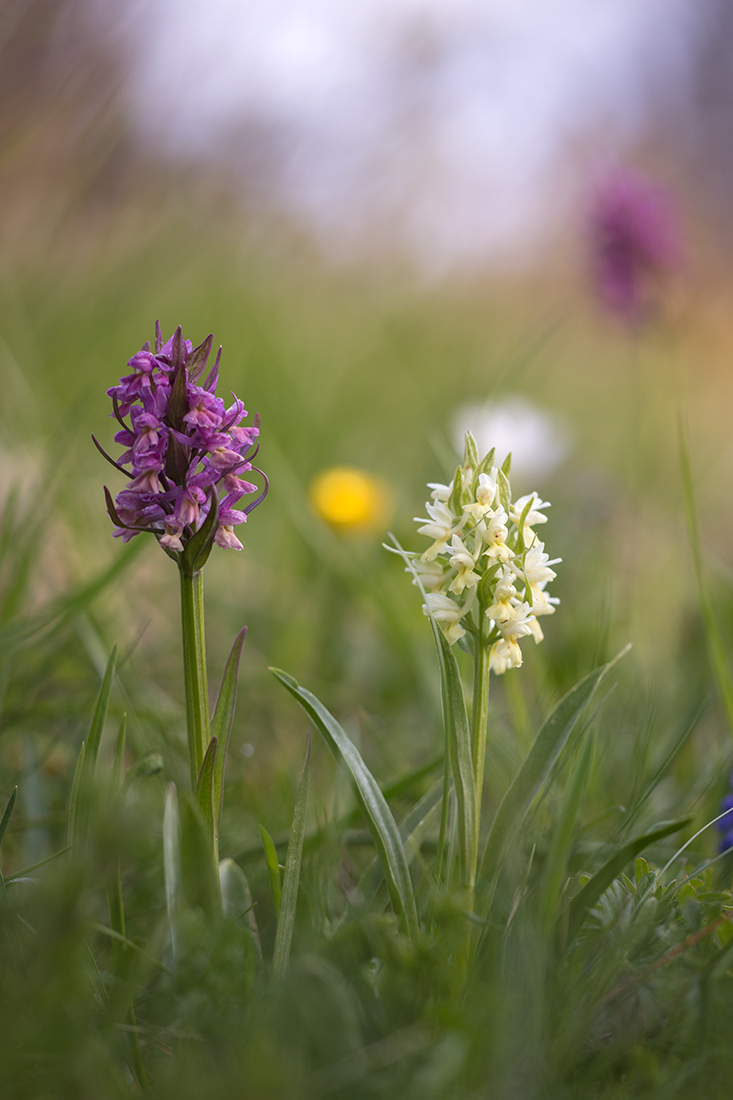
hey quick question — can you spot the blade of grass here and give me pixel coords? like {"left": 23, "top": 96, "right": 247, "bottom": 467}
{"left": 271, "top": 668, "right": 418, "bottom": 939}
{"left": 211, "top": 627, "right": 246, "bottom": 828}
{"left": 480, "top": 649, "right": 629, "bottom": 895}
{"left": 0, "top": 787, "right": 17, "bottom": 852}
{"left": 194, "top": 736, "right": 218, "bottom": 866}
{"left": 219, "top": 858, "right": 263, "bottom": 966}
{"left": 538, "top": 737, "right": 593, "bottom": 932}
{"left": 272, "top": 737, "right": 310, "bottom": 979}
{"left": 260, "top": 824, "right": 282, "bottom": 916}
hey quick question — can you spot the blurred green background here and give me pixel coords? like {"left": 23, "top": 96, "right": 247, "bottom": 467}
{"left": 1, "top": 0, "right": 733, "bottom": 882}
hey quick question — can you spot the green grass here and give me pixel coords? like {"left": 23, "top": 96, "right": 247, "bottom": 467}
{"left": 0, "top": 174, "right": 732, "bottom": 1098}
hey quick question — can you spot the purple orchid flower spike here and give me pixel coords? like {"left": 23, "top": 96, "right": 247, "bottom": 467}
{"left": 97, "top": 322, "right": 267, "bottom": 570}
{"left": 589, "top": 168, "right": 684, "bottom": 324}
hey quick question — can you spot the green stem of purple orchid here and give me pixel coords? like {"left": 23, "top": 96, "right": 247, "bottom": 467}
{"left": 179, "top": 567, "right": 211, "bottom": 790}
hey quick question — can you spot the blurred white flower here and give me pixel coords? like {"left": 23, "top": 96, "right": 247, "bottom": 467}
{"left": 451, "top": 397, "right": 569, "bottom": 484}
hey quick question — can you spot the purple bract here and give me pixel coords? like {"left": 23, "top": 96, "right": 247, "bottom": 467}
{"left": 590, "top": 168, "right": 684, "bottom": 323}
{"left": 96, "top": 323, "right": 266, "bottom": 557}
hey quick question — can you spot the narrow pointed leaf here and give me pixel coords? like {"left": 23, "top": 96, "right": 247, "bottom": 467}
{"left": 480, "top": 651, "right": 629, "bottom": 889}
{"left": 272, "top": 738, "right": 310, "bottom": 980}
{"left": 67, "top": 741, "right": 86, "bottom": 850}
{"left": 271, "top": 668, "right": 419, "bottom": 939}
{"left": 566, "top": 818, "right": 691, "bottom": 941}
{"left": 211, "top": 628, "right": 247, "bottom": 827}
{"left": 111, "top": 714, "right": 127, "bottom": 794}
{"left": 386, "top": 537, "right": 475, "bottom": 892}
{"left": 538, "top": 737, "right": 594, "bottom": 931}
{"left": 0, "top": 787, "right": 18, "bottom": 852}
{"left": 260, "top": 824, "right": 282, "bottom": 915}
{"left": 163, "top": 783, "right": 181, "bottom": 961}
{"left": 195, "top": 735, "right": 218, "bottom": 864}
{"left": 4, "top": 847, "right": 70, "bottom": 883}
{"left": 181, "top": 796, "right": 221, "bottom": 919}
{"left": 87, "top": 646, "right": 117, "bottom": 774}
{"left": 220, "top": 857, "right": 263, "bottom": 964}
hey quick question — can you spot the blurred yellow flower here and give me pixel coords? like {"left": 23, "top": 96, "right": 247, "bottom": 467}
{"left": 309, "top": 466, "right": 391, "bottom": 533}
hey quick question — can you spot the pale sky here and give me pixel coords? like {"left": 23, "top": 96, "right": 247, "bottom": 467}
{"left": 103, "top": 0, "right": 700, "bottom": 267}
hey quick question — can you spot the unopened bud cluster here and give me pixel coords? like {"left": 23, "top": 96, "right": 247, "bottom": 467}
{"left": 411, "top": 433, "right": 559, "bottom": 673}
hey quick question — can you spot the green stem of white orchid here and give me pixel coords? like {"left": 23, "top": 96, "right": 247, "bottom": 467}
{"left": 179, "top": 567, "right": 211, "bottom": 790}
{"left": 470, "top": 626, "right": 491, "bottom": 868}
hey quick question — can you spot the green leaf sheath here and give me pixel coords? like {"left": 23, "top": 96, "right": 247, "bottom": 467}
{"left": 565, "top": 818, "right": 691, "bottom": 941}
{"left": 271, "top": 668, "right": 419, "bottom": 940}
{"left": 272, "top": 738, "right": 310, "bottom": 979}
{"left": 179, "top": 568, "right": 211, "bottom": 790}
{"left": 211, "top": 627, "right": 247, "bottom": 827}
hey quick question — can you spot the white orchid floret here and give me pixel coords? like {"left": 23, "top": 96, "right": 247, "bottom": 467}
{"left": 423, "top": 592, "right": 466, "bottom": 645}
{"left": 485, "top": 568, "right": 518, "bottom": 623}
{"left": 428, "top": 481, "right": 452, "bottom": 502}
{"left": 515, "top": 542, "right": 560, "bottom": 588}
{"left": 415, "top": 499, "right": 463, "bottom": 560}
{"left": 447, "top": 534, "right": 481, "bottom": 595}
{"left": 528, "top": 617, "right": 544, "bottom": 643}
{"left": 483, "top": 506, "right": 513, "bottom": 562}
{"left": 490, "top": 600, "right": 534, "bottom": 643}
{"left": 463, "top": 470, "right": 498, "bottom": 521}
{"left": 490, "top": 638, "right": 523, "bottom": 673}
{"left": 529, "top": 586, "right": 560, "bottom": 616}
{"left": 511, "top": 492, "right": 550, "bottom": 539}
{"left": 409, "top": 557, "right": 447, "bottom": 592}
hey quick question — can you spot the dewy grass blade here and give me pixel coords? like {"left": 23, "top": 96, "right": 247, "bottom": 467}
{"left": 271, "top": 668, "right": 419, "bottom": 940}
{"left": 272, "top": 737, "right": 310, "bottom": 980}
{"left": 565, "top": 817, "right": 691, "bottom": 941}
{"left": 480, "top": 649, "right": 629, "bottom": 893}
{"left": 211, "top": 627, "right": 247, "bottom": 828}
{"left": 260, "top": 824, "right": 282, "bottom": 916}
{"left": 163, "top": 783, "right": 182, "bottom": 963}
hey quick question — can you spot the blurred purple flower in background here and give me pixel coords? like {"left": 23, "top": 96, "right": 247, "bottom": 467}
{"left": 590, "top": 168, "right": 684, "bottom": 322}
{"left": 95, "top": 324, "right": 267, "bottom": 557}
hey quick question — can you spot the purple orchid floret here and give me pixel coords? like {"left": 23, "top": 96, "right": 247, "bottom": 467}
{"left": 589, "top": 168, "right": 684, "bottom": 323}
{"left": 96, "top": 323, "right": 267, "bottom": 558}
